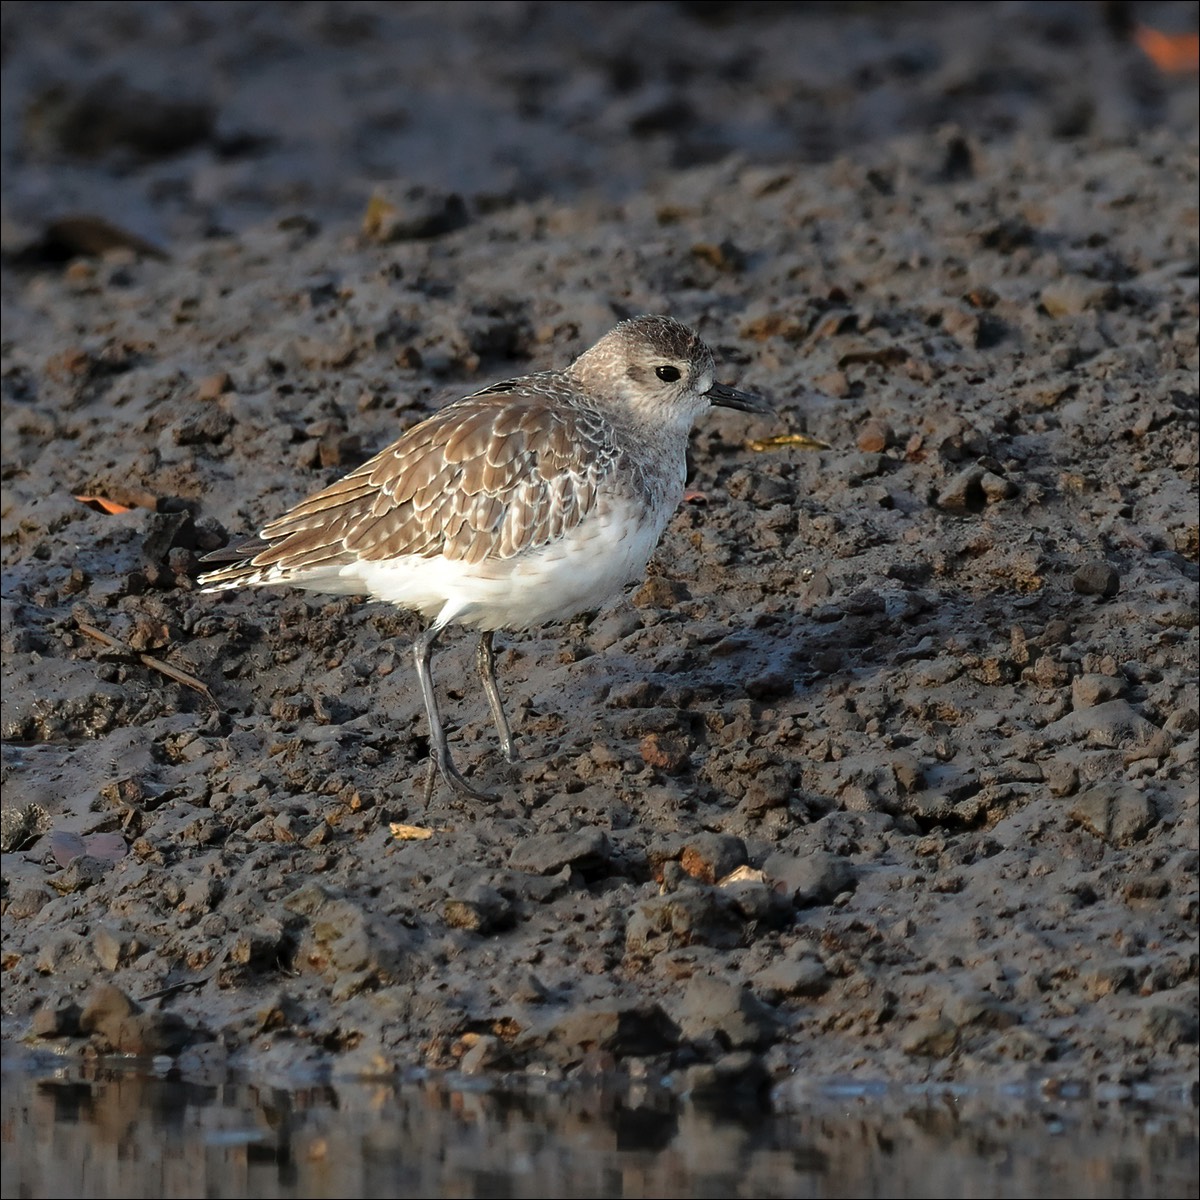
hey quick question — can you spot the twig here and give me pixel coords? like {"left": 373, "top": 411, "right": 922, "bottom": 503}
{"left": 75, "top": 620, "right": 217, "bottom": 705}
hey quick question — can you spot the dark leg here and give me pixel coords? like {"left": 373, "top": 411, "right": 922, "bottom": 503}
{"left": 476, "top": 631, "right": 518, "bottom": 763}
{"left": 413, "top": 625, "right": 497, "bottom": 802}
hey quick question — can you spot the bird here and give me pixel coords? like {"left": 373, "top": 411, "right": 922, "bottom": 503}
{"left": 198, "top": 315, "right": 765, "bottom": 800}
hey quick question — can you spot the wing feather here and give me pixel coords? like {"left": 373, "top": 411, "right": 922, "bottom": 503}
{"left": 200, "top": 380, "right": 620, "bottom": 587}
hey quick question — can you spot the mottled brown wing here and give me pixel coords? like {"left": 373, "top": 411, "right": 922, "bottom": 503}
{"left": 243, "top": 388, "right": 617, "bottom": 577}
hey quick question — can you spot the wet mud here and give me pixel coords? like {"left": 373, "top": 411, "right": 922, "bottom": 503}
{"left": 2, "top": 2, "right": 1197, "bottom": 1098}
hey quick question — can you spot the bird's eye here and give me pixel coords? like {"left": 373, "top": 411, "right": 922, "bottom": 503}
{"left": 655, "top": 365, "right": 682, "bottom": 383}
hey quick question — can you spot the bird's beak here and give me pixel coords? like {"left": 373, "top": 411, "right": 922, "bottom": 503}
{"left": 706, "top": 381, "right": 769, "bottom": 414}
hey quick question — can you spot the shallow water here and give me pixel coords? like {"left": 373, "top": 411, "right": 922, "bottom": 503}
{"left": 1, "top": 1051, "right": 1196, "bottom": 1199}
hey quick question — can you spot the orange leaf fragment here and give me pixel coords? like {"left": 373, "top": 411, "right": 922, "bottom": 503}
{"left": 1134, "top": 25, "right": 1200, "bottom": 74}
{"left": 74, "top": 495, "right": 133, "bottom": 515}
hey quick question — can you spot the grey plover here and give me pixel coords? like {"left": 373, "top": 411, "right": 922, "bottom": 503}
{"left": 199, "top": 315, "right": 764, "bottom": 799}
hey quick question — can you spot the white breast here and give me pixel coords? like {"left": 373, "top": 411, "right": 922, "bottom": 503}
{"left": 344, "top": 494, "right": 674, "bottom": 632}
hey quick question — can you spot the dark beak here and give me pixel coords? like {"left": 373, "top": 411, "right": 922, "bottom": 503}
{"left": 706, "top": 380, "right": 768, "bottom": 414}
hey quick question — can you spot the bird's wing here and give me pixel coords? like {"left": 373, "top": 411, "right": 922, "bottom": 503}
{"left": 204, "top": 385, "right": 620, "bottom": 586}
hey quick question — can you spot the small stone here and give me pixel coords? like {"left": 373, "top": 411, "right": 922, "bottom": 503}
{"left": 639, "top": 732, "right": 690, "bottom": 774}
{"left": 31, "top": 995, "right": 83, "bottom": 1039}
{"left": 1140, "top": 1006, "right": 1199, "bottom": 1049}
{"left": 679, "top": 833, "right": 748, "bottom": 884}
{"left": 856, "top": 418, "right": 893, "bottom": 453}
{"left": 632, "top": 577, "right": 690, "bottom": 608}
{"left": 1040, "top": 277, "right": 1115, "bottom": 317}
{"left": 764, "top": 851, "right": 856, "bottom": 906}
{"left": 902, "top": 1014, "right": 959, "bottom": 1057}
{"left": 362, "top": 185, "right": 469, "bottom": 241}
{"left": 937, "top": 466, "right": 988, "bottom": 513}
{"left": 1045, "top": 758, "right": 1079, "bottom": 797}
{"left": 625, "top": 889, "right": 745, "bottom": 954}
{"left": 460, "top": 1034, "right": 506, "bottom": 1074}
{"left": 1068, "top": 783, "right": 1156, "bottom": 845}
{"left": 1072, "top": 561, "right": 1120, "bottom": 598}
{"left": 510, "top": 828, "right": 610, "bottom": 875}
{"left": 682, "top": 1051, "right": 770, "bottom": 1106}
{"left": 196, "top": 371, "right": 231, "bottom": 401}
{"left": 673, "top": 975, "right": 780, "bottom": 1049}
{"left": 443, "top": 884, "right": 512, "bottom": 934}
{"left": 1072, "top": 673, "right": 1124, "bottom": 710}
{"left": 756, "top": 956, "right": 830, "bottom": 999}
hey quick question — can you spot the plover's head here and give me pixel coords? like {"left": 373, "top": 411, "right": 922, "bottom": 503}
{"left": 568, "top": 315, "right": 764, "bottom": 425}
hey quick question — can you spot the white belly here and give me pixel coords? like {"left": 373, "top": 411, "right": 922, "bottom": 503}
{"left": 345, "top": 496, "right": 671, "bottom": 631}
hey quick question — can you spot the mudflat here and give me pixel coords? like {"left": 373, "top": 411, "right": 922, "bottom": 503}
{"left": 2, "top": 2, "right": 1196, "bottom": 1095}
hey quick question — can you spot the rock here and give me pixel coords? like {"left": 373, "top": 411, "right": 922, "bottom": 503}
{"left": 625, "top": 889, "right": 745, "bottom": 954}
{"left": 673, "top": 975, "right": 780, "bottom": 1049}
{"left": 764, "top": 850, "right": 856, "bottom": 906}
{"left": 679, "top": 833, "right": 748, "bottom": 884}
{"left": 1068, "top": 783, "right": 1156, "bottom": 845}
{"left": 639, "top": 732, "right": 690, "bottom": 774}
{"left": 92, "top": 925, "right": 142, "bottom": 972}
{"left": 1072, "top": 561, "right": 1120, "bottom": 597}
{"left": 509, "top": 828, "right": 611, "bottom": 875}
{"left": 902, "top": 1014, "right": 959, "bottom": 1057}
{"left": 1140, "top": 1006, "right": 1199, "bottom": 1049}
{"left": 1043, "top": 699, "right": 1159, "bottom": 750}
{"left": 459, "top": 1034, "right": 507, "bottom": 1074}
{"left": 48, "top": 855, "right": 112, "bottom": 894}
{"left": 362, "top": 185, "right": 469, "bottom": 241}
{"left": 1072, "top": 673, "right": 1124, "bottom": 709}
{"left": 31, "top": 995, "right": 83, "bottom": 1038}
{"left": 856, "top": 418, "right": 894, "bottom": 453}
{"left": 79, "top": 983, "right": 194, "bottom": 1055}
{"left": 517, "top": 1002, "right": 679, "bottom": 1065}
{"left": 443, "top": 884, "right": 513, "bottom": 934}
{"left": 1040, "top": 277, "right": 1115, "bottom": 317}
{"left": 943, "top": 990, "right": 1019, "bottom": 1031}
{"left": 681, "top": 1050, "right": 771, "bottom": 1107}
{"left": 755, "top": 956, "right": 830, "bottom": 1000}
{"left": 937, "top": 466, "right": 988, "bottom": 512}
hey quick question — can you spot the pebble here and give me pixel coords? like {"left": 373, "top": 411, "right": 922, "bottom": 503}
{"left": 1073, "top": 561, "right": 1121, "bottom": 597}
{"left": 1068, "top": 783, "right": 1157, "bottom": 845}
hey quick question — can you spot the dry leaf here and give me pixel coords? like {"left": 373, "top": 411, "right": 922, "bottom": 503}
{"left": 746, "top": 433, "right": 832, "bottom": 453}
{"left": 390, "top": 823, "right": 434, "bottom": 841}
{"left": 74, "top": 494, "right": 133, "bottom": 515}
{"left": 718, "top": 865, "right": 767, "bottom": 887}
{"left": 1134, "top": 25, "right": 1199, "bottom": 74}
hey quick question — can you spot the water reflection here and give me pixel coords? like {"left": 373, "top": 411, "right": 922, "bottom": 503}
{"left": 2, "top": 1053, "right": 1195, "bottom": 1199}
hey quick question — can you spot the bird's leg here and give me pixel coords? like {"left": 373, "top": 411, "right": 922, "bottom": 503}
{"left": 413, "top": 625, "right": 497, "bottom": 802}
{"left": 476, "top": 630, "right": 518, "bottom": 763}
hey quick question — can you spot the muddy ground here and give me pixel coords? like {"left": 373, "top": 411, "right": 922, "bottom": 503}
{"left": 1, "top": 2, "right": 1197, "bottom": 1098}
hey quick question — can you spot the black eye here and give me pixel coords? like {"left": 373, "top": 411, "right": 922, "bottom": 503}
{"left": 655, "top": 365, "right": 682, "bottom": 383}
